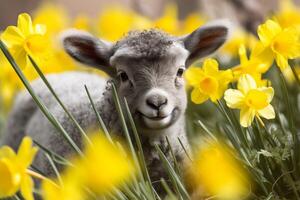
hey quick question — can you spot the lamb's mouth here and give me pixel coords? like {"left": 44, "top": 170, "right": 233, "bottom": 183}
{"left": 138, "top": 108, "right": 178, "bottom": 130}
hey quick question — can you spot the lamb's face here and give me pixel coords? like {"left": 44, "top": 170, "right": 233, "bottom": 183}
{"left": 62, "top": 21, "right": 230, "bottom": 135}
{"left": 111, "top": 42, "right": 189, "bottom": 131}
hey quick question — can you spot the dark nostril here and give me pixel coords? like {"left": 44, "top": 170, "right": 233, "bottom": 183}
{"left": 146, "top": 95, "right": 168, "bottom": 110}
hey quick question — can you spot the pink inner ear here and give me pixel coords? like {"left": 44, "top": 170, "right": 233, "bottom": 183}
{"left": 187, "top": 27, "right": 228, "bottom": 62}
{"left": 64, "top": 37, "right": 109, "bottom": 66}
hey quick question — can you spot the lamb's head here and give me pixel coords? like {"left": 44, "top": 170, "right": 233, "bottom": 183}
{"left": 62, "top": 21, "right": 230, "bottom": 135}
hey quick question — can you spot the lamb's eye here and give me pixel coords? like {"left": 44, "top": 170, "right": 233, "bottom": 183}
{"left": 177, "top": 68, "right": 185, "bottom": 78}
{"left": 118, "top": 71, "right": 129, "bottom": 82}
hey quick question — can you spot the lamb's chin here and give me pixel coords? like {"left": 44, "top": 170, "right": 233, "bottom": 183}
{"left": 143, "top": 114, "right": 172, "bottom": 129}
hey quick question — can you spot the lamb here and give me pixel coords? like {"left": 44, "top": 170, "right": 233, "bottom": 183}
{"left": 3, "top": 21, "right": 230, "bottom": 190}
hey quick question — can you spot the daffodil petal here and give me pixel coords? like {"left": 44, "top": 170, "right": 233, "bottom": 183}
{"left": 1, "top": 26, "right": 24, "bottom": 47}
{"left": 0, "top": 159, "right": 21, "bottom": 198}
{"left": 191, "top": 88, "right": 209, "bottom": 104}
{"left": 18, "top": 13, "right": 34, "bottom": 36}
{"left": 258, "top": 87, "right": 274, "bottom": 103}
{"left": 258, "top": 105, "right": 275, "bottom": 120}
{"left": 0, "top": 147, "right": 17, "bottom": 160}
{"left": 257, "top": 20, "right": 282, "bottom": 46}
{"left": 20, "top": 175, "right": 34, "bottom": 200}
{"left": 184, "top": 67, "right": 204, "bottom": 86}
{"left": 203, "top": 58, "right": 219, "bottom": 76}
{"left": 17, "top": 137, "right": 38, "bottom": 169}
{"left": 275, "top": 53, "right": 289, "bottom": 71}
{"left": 238, "top": 74, "right": 257, "bottom": 94}
{"left": 238, "top": 44, "right": 248, "bottom": 64}
{"left": 240, "top": 108, "right": 255, "bottom": 127}
{"left": 224, "top": 89, "right": 245, "bottom": 109}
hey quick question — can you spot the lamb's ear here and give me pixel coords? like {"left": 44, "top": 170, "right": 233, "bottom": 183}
{"left": 181, "top": 20, "right": 231, "bottom": 66}
{"left": 61, "top": 29, "right": 115, "bottom": 76}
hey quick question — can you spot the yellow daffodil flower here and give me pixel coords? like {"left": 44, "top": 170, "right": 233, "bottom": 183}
{"left": 0, "top": 137, "right": 38, "bottom": 200}
{"left": 255, "top": 19, "right": 300, "bottom": 70}
{"left": 34, "top": 3, "right": 69, "bottom": 35}
{"left": 273, "top": 0, "right": 300, "bottom": 30}
{"left": 282, "top": 64, "right": 300, "bottom": 84}
{"left": 232, "top": 44, "right": 272, "bottom": 86}
{"left": 190, "top": 140, "right": 249, "bottom": 199}
{"left": 42, "top": 171, "right": 84, "bottom": 200}
{"left": 1, "top": 13, "right": 50, "bottom": 69}
{"left": 185, "top": 58, "right": 233, "bottom": 104}
{"left": 76, "top": 134, "right": 135, "bottom": 194}
{"left": 42, "top": 133, "right": 135, "bottom": 199}
{"left": 224, "top": 74, "right": 275, "bottom": 127}
{"left": 97, "top": 7, "right": 152, "bottom": 41}
{"left": 179, "top": 13, "right": 206, "bottom": 35}
{"left": 221, "top": 29, "right": 257, "bottom": 58}
{"left": 73, "top": 15, "right": 91, "bottom": 31}
{"left": 154, "top": 4, "right": 179, "bottom": 35}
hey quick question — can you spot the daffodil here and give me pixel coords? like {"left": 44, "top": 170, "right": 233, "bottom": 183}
{"left": 1, "top": 13, "right": 50, "bottom": 69}
{"left": 76, "top": 134, "right": 135, "bottom": 194}
{"left": 224, "top": 74, "right": 275, "bottom": 127}
{"left": 154, "top": 4, "right": 179, "bottom": 35}
{"left": 73, "top": 14, "right": 91, "bottom": 31}
{"left": 42, "top": 133, "right": 135, "bottom": 199}
{"left": 185, "top": 58, "right": 233, "bottom": 104}
{"left": 0, "top": 137, "right": 38, "bottom": 200}
{"left": 97, "top": 7, "right": 152, "bottom": 41}
{"left": 42, "top": 171, "right": 84, "bottom": 200}
{"left": 232, "top": 44, "right": 272, "bottom": 86}
{"left": 273, "top": 0, "right": 300, "bottom": 30}
{"left": 190, "top": 140, "right": 249, "bottom": 199}
{"left": 255, "top": 19, "right": 300, "bottom": 70}
{"left": 221, "top": 28, "right": 257, "bottom": 58}
{"left": 179, "top": 13, "right": 206, "bottom": 35}
{"left": 282, "top": 64, "right": 300, "bottom": 84}
{"left": 34, "top": 3, "right": 69, "bottom": 35}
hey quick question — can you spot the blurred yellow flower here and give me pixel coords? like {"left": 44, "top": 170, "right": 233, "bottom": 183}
{"left": 76, "top": 134, "right": 135, "bottom": 194}
{"left": 232, "top": 44, "right": 272, "bottom": 86}
{"left": 97, "top": 7, "right": 152, "bottom": 41}
{"left": 255, "top": 19, "right": 300, "bottom": 70}
{"left": 73, "top": 14, "right": 91, "bottom": 31}
{"left": 273, "top": 0, "right": 300, "bottom": 30}
{"left": 180, "top": 13, "right": 206, "bottom": 35}
{"left": 185, "top": 58, "right": 233, "bottom": 104}
{"left": 154, "top": 4, "right": 179, "bottom": 35}
{"left": 0, "top": 137, "right": 38, "bottom": 200}
{"left": 42, "top": 133, "right": 135, "bottom": 198}
{"left": 1, "top": 13, "right": 50, "bottom": 69}
{"left": 224, "top": 74, "right": 275, "bottom": 127}
{"left": 34, "top": 3, "right": 70, "bottom": 35}
{"left": 42, "top": 171, "right": 84, "bottom": 200}
{"left": 190, "top": 140, "right": 249, "bottom": 199}
{"left": 221, "top": 29, "right": 257, "bottom": 58}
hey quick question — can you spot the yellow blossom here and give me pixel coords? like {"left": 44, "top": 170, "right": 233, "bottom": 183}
{"left": 73, "top": 14, "right": 91, "bottom": 31}
{"left": 185, "top": 58, "right": 233, "bottom": 104}
{"left": 34, "top": 3, "right": 69, "bottom": 35}
{"left": 1, "top": 13, "right": 50, "bottom": 69}
{"left": 0, "top": 137, "right": 38, "bottom": 200}
{"left": 190, "top": 140, "right": 249, "bottom": 199}
{"left": 273, "top": 0, "right": 300, "bottom": 30}
{"left": 179, "top": 13, "right": 206, "bottom": 35}
{"left": 224, "top": 74, "right": 275, "bottom": 127}
{"left": 42, "top": 133, "right": 135, "bottom": 198}
{"left": 97, "top": 7, "right": 152, "bottom": 41}
{"left": 282, "top": 64, "right": 300, "bottom": 84}
{"left": 221, "top": 29, "right": 257, "bottom": 58}
{"left": 232, "top": 44, "right": 272, "bottom": 86}
{"left": 255, "top": 19, "right": 300, "bottom": 70}
{"left": 154, "top": 4, "right": 179, "bottom": 35}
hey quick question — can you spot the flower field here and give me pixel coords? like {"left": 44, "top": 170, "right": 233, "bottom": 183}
{"left": 0, "top": 1, "right": 300, "bottom": 199}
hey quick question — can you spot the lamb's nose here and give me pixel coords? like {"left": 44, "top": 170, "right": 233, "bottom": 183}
{"left": 146, "top": 94, "right": 168, "bottom": 110}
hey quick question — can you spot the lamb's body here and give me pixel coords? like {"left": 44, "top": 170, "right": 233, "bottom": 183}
{"left": 3, "top": 23, "right": 229, "bottom": 194}
{"left": 3, "top": 71, "right": 188, "bottom": 185}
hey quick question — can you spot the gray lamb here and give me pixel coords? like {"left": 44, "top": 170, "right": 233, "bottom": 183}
{"left": 3, "top": 20, "right": 230, "bottom": 190}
